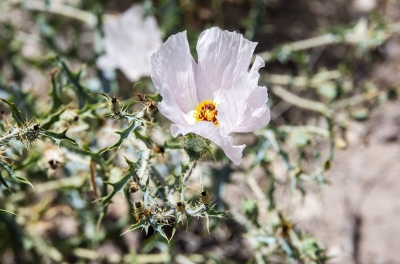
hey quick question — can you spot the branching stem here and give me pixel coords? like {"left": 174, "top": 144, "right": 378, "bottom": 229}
{"left": 272, "top": 85, "right": 333, "bottom": 117}
{"left": 0, "top": 128, "right": 20, "bottom": 145}
{"left": 183, "top": 161, "right": 197, "bottom": 185}
{"left": 8, "top": 0, "right": 97, "bottom": 26}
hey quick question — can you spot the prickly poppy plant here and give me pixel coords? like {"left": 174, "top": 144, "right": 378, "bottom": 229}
{"left": 4, "top": 0, "right": 394, "bottom": 263}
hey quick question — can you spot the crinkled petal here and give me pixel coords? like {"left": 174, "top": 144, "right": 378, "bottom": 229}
{"left": 151, "top": 31, "right": 199, "bottom": 113}
{"left": 232, "top": 55, "right": 270, "bottom": 132}
{"left": 233, "top": 85, "right": 270, "bottom": 133}
{"left": 215, "top": 73, "right": 248, "bottom": 136}
{"left": 158, "top": 90, "right": 187, "bottom": 126}
{"left": 171, "top": 122, "right": 245, "bottom": 165}
{"left": 248, "top": 55, "right": 265, "bottom": 94}
{"left": 195, "top": 27, "right": 257, "bottom": 101}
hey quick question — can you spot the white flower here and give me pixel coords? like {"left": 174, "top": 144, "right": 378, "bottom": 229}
{"left": 97, "top": 4, "right": 162, "bottom": 82}
{"left": 151, "top": 27, "right": 270, "bottom": 165}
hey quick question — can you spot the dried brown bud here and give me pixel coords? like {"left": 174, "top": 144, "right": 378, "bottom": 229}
{"left": 152, "top": 145, "right": 165, "bottom": 154}
{"left": 200, "top": 190, "right": 212, "bottom": 205}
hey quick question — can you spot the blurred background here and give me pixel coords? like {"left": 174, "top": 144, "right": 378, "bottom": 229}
{"left": 1, "top": 0, "right": 400, "bottom": 263}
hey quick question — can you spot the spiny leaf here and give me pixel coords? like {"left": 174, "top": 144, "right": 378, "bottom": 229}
{"left": 55, "top": 57, "right": 91, "bottom": 108}
{"left": 0, "top": 170, "right": 9, "bottom": 189}
{"left": 148, "top": 217, "right": 169, "bottom": 242}
{"left": 121, "top": 222, "right": 143, "bottom": 236}
{"left": 97, "top": 92, "right": 111, "bottom": 102}
{"left": 142, "top": 177, "right": 157, "bottom": 208}
{"left": 101, "top": 121, "right": 141, "bottom": 154}
{"left": 50, "top": 68, "right": 63, "bottom": 111}
{"left": 207, "top": 208, "right": 226, "bottom": 218}
{"left": 0, "top": 98, "right": 24, "bottom": 127}
{"left": 124, "top": 157, "right": 141, "bottom": 183}
{"left": 41, "top": 108, "right": 65, "bottom": 130}
{"left": 98, "top": 172, "right": 132, "bottom": 205}
{"left": 144, "top": 93, "right": 161, "bottom": 102}
{"left": 0, "top": 159, "right": 33, "bottom": 188}
{"left": 41, "top": 129, "right": 79, "bottom": 148}
{"left": 133, "top": 129, "right": 152, "bottom": 148}
{"left": 0, "top": 159, "right": 14, "bottom": 178}
{"left": 170, "top": 213, "right": 183, "bottom": 240}
{"left": 15, "top": 176, "right": 34, "bottom": 188}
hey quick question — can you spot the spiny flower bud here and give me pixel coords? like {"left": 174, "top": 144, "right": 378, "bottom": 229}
{"left": 182, "top": 135, "right": 211, "bottom": 162}
{"left": 19, "top": 122, "right": 41, "bottom": 147}
{"left": 109, "top": 96, "right": 122, "bottom": 115}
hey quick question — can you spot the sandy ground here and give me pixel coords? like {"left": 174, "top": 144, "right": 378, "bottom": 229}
{"left": 288, "top": 101, "right": 400, "bottom": 264}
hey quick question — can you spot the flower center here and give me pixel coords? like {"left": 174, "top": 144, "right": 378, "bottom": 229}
{"left": 193, "top": 100, "right": 219, "bottom": 126}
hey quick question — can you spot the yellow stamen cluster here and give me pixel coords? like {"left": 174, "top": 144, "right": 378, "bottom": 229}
{"left": 193, "top": 100, "right": 219, "bottom": 126}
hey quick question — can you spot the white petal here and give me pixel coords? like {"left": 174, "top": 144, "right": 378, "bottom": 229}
{"left": 171, "top": 122, "right": 245, "bottom": 165}
{"left": 215, "top": 73, "right": 248, "bottom": 136}
{"left": 158, "top": 90, "right": 188, "bottom": 126}
{"left": 248, "top": 55, "right": 265, "bottom": 94}
{"left": 151, "top": 31, "right": 199, "bottom": 113}
{"left": 233, "top": 86, "right": 270, "bottom": 133}
{"left": 232, "top": 55, "right": 270, "bottom": 132}
{"left": 97, "top": 4, "right": 162, "bottom": 82}
{"left": 195, "top": 27, "right": 258, "bottom": 101}
{"left": 96, "top": 54, "right": 118, "bottom": 71}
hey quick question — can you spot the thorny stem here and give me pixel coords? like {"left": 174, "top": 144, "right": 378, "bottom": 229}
{"left": 0, "top": 128, "right": 20, "bottom": 145}
{"left": 257, "top": 20, "right": 400, "bottom": 62}
{"left": 182, "top": 161, "right": 197, "bottom": 185}
{"left": 272, "top": 85, "right": 333, "bottom": 117}
{"left": 278, "top": 125, "right": 330, "bottom": 137}
{"left": 263, "top": 70, "right": 342, "bottom": 88}
{"left": 8, "top": 0, "right": 97, "bottom": 27}
{"left": 333, "top": 88, "right": 381, "bottom": 110}
{"left": 138, "top": 149, "right": 150, "bottom": 180}
{"left": 165, "top": 161, "right": 198, "bottom": 214}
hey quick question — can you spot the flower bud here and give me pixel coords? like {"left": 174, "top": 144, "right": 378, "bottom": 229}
{"left": 182, "top": 135, "right": 210, "bottom": 162}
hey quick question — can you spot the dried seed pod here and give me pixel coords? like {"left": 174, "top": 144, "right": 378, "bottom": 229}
{"left": 152, "top": 145, "right": 165, "bottom": 154}
{"left": 199, "top": 190, "right": 212, "bottom": 205}
{"left": 128, "top": 180, "right": 141, "bottom": 194}
{"left": 48, "top": 159, "right": 60, "bottom": 170}
{"left": 108, "top": 96, "right": 122, "bottom": 115}
{"left": 144, "top": 100, "right": 157, "bottom": 112}
{"left": 278, "top": 212, "right": 293, "bottom": 238}
{"left": 133, "top": 201, "right": 151, "bottom": 221}
{"left": 176, "top": 201, "right": 186, "bottom": 213}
